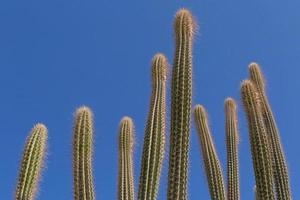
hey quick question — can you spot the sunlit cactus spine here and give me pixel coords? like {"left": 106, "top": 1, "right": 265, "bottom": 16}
{"left": 73, "top": 106, "right": 95, "bottom": 200}
{"left": 15, "top": 123, "right": 48, "bottom": 200}
{"left": 225, "top": 98, "right": 240, "bottom": 200}
{"left": 118, "top": 117, "right": 135, "bottom": 200}
{"left": 138, "top": 54, "right": 167, "bottom": 200}
{"left": 167, "top": 9, "right": 195, "bottom": 200}
{"left": 194, "top": 105, "right": 226, "bottom": 200}
{"left": 249, "top": 63, "right": 292, "bottom": 200}
{"left": 241, "top": 80, "right": 275, "bottom": 200}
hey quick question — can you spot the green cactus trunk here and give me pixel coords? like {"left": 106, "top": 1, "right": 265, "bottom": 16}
{"left": 167, "top": 9, "right": 195, "bottom": 200}
{"left": 118, "top": 117, "right": 135, "bottom": 200}
{"left": 73, "top": 106, "right": 95, "bottom": 200}
{"left": 241, "top": 80, "right": 275, "bottom": 200}
{"left": 194, "top": 105, "right": 226, "bottom": 200}
{"left": 15, "top": 124, "right": 48, "bottom": 200}
{"left": 138, "top": 54, "right": 167, "bottom": 200}
{"left": 225, "top": 98, "right": 240, "bottom": 200}
{"left": 249, "top": 63, "right": 292, "bottom": 200}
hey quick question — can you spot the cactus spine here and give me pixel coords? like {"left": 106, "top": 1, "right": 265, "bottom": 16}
{"left": 240, "top": 80, "right": 275, "bottom": 200}
{"left": 138, "top": 54, "right": 167, "bottom": 200}
{"left": 167, "top": 9, "right": 195, "bottom": 200}
{"left": 15, "top": 123, "right": 48, "bottom": 200}
{"left": 194, "top": 105, "right": 226, "bottom": 200}
{"left": 249, "top": 63, "right": 292, "bottom": 200}
{"left": 225, "top": 98, "right": 240, "bottom": 200}
{"left": 73, "top": 106, "right": 95, "bottom": 200}
{"left": 118, "top": 117, "right": 135, "bottom": 200}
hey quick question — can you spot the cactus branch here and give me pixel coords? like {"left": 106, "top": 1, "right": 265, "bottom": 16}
{"left": 118, "top": 117, "right": 135, "bottom": 200}
{"left": 73, "top": 106, "right": 95, "bottom": 200}
{"left": 167, "top": 9, "right": 195, "bottom": 200}
{"left": 138, "top": 54, "right": 167, "bottom": 200}
{"left": 15, "top": 124, "right": 48, "bottom": 200}
{"left": 194, "top": 105, "right": 226, "bottom": 200}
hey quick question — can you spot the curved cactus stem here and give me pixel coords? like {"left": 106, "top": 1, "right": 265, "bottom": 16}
{"left": 15, "top": 123, "right": 48, "bottom": 200}
{"left": 118, "top": 117, "right": 135, "bottom": 200}
{"left": 167, "top": 8, "right": 196, "bottom": 200}
{"left": 138, "top": 54, "right": 167, "bottom": 200}
{"left": 194, "top": 105, "right": 226, "bottom": 200}
{"left": 249, "top": 63, "right": 292, "bottom": 200}
{"left": 73, "top": 106, "right": 95, "bottom": 200}
{"left": 240, "top": 80, "right": 275, "bottom": 200}
{"left": 225, "top": 98, "right": 240, "bottom": 200}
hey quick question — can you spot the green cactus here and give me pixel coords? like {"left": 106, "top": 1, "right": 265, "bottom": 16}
{"left": 118, "top": 117, "right": 135, "bottom": 200}
{"left": 73, "top": 106, "right": 95, "bottom": 200}
{"left": 167, "top": 9, "right": 195, "bottom": 200}
{"left": 249, "top": 63, "right": 292, "bottom": 200}
{"left": 240, "top": 80, "right": 275, "bottom": 200}
{"left": 138, "top": 54, "right": 167, "bottom": 200}
{"left": 225, "top": 98, "right": 240, "bottom": 200}
{"left": 15, "top": 123, "right": 48, "bottom": 200}
{"left": 194, "top": 105, "right": 226, "bottom": 200}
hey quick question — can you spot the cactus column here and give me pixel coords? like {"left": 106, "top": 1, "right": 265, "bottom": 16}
{"left": 15, "top": 124, "right": 48, "bottom": 200}
{"left": 249, "top": 63, "right": 292, "bottom": 200}
{"left": 167, "top": 9, "right": 195, "bottom": 200}
{"left": 138, "top": 54, "right": 167, "bottom": 200}
{"left": 194, "top": 105, "right": 226, "bottom": 200}
{"left": 241, "top": 80, "right": 275, "bottom": 200}
{"left": 73, "top": 106, "right": 95, "bottom": 200}
{"left": 225, "top": 98, "right": 240, "bottom": 200}
{"left": 118, "top": 117, "right": 135, "bottom": 200}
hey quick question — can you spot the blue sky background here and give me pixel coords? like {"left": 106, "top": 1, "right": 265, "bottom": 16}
{"left": 0, "top": 0, "right": 299, "bottom": 199}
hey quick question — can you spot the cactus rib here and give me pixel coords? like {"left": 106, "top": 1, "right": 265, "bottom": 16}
{"left": 225, "top": 98, "right": 240, "bottom": 200}
{"left": 194, "top": 105, "right": 226, "bottom": 200}
{"left": 138, "top": 54, "right": 167, "bottom": 200}
{"left": 167, "top": 9, "right": 195, "bottom": 200}
{"left": 240, "top": 80, "right": 275, "bottom": 200}
{"left": 118, "top": 117, "right": 135, "bottom": 200}
{"left": 249, "top": 63, "right": 292, "bottom": 200}
{"left": 73, "top": 106, "right": 95, "bottom": 200}
{"left": 15, "top": 124, "right": 48, "bottom": 200}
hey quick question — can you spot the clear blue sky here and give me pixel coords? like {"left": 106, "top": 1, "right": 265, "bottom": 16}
{"left": 0, "top": 0, "right": 299, "bottom": 199}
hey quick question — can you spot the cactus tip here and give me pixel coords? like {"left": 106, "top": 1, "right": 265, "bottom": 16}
{"left": 174, "top": 8, "right": 197, "bottom": 37}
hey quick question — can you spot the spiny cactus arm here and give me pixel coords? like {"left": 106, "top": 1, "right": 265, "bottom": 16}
{"left": 240, "top": 80, "right": 275, "bottom": 200}
{"left": 194, "top": 105, "right": 226, "bottom": 200}
{"left": 225, "top": 98, "right": 240, "bottom": 200}
{"left": 118, "top": 117, "right": 135, "bottom": 200}
{"left": 138, "top": 54, "right": 167, "bottom": 200}
{"left": 15, "top": 123, "right": 48, "bottom": 200}
{"left": 167, "top": 9, "right": 195, "bottom": 200}
{"left": 73, "top": 106, "right": 95, "bottom": 200}
{"left": 249, "top": 63, "right": 292, "bottom": 200}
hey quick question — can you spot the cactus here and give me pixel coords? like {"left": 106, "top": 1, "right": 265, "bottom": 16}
{"left": 194, "top": 105, "right": 226, "bottom": 200}
{"left": 249, "top": 63, "right": 292, "bottom": 200}
{"left": 167, "top": 9, "right": 195, "bottom": 200}
{"left": 240, "top": 80, "right": 275, "bottom": 200}
{"left": 225, "top": 98, "right": 240, "bottom": 200}
{"left": 73, "top": 106, "right": 95, "bottom": 200}
{"left": 118, "top": 117, "right": 135, "bottom": 200}
{"left": 138, "top": 54, "right": 167, "bottom": 200}
{"left": 15, "top": 123, "right": 48, "bottom": 200}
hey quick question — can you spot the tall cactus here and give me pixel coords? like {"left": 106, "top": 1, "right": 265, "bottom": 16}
{"left": 167, "top": 9, "right": 195, "bottom": 200}
{"left": 118, "top": 117, "right": 135, "bottom": 200}
{"left": 73, "top": 106, "right": 95, "bottom": 200}
{"left": 138, "top": 54, "right": 167, "bottom": 200}
{"left": 249, "top": 63, "right": 292, "bottom": 200}
{"left": 240, "top": 80, "right": 275, "bottom": 200}
{"left": 15, "top": 123, "right": 48, "bottom": 200}
{"left": 225, "top": 98, "right": 240, "bottom": 200}
{"left": 194, "top": 105, "right": 226, "bottom": 200}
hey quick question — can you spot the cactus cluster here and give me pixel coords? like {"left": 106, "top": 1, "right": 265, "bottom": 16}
{"left": 7, "top": 7, "right": 293, "bottom": 200}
